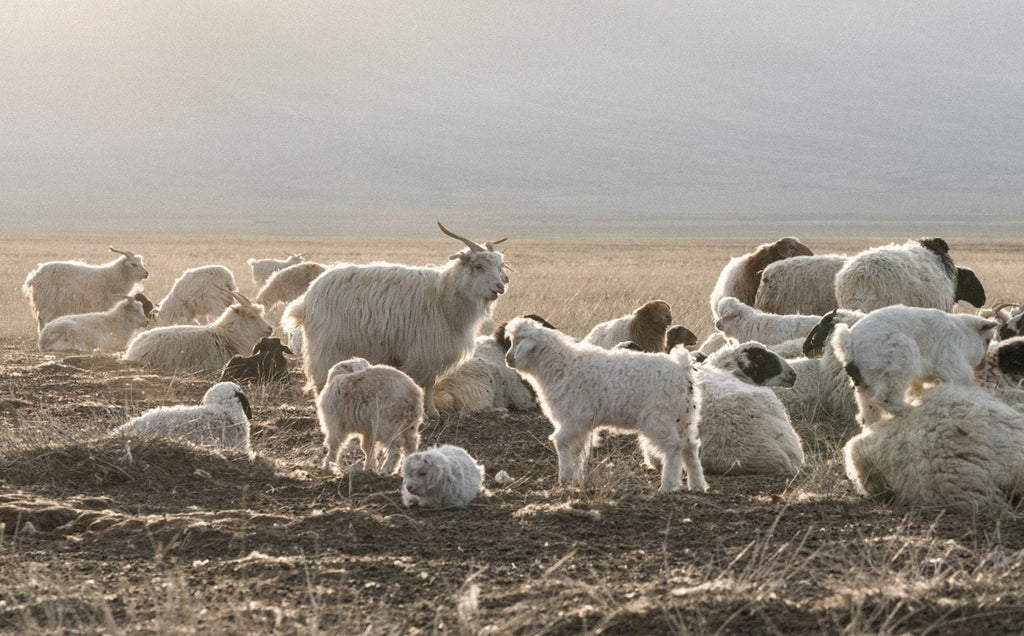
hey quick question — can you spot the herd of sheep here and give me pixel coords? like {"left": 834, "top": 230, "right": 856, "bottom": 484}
{"left": 19, "top": 226, "right": 1024, "bottom": 514}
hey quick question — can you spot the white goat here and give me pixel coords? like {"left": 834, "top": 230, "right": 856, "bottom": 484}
{"left": 582, "top": 300, "right": 673, "bottom": 352}
{"left": 754, "top": 254, "right": 849, "bottom": 316}
{"left": 156, "top": 265, "right": 238, "bottom": 325}
{"left": 114, "top": 382, "right": 253, "bottom": 454}
{"left": 23, "top": 247, "right": 149, "bottom": 331}
{"left": 709, "top": 238, "right": 813, "bottom": 320}
{"left": 255, "top": 262, "right": 327, "bottom": 308}
{"left": 504, "top": 317, "right": 706, "bottom": 492}
{"left": 124, "top": 291, "right": 272, "bottom": 376}
{"left": 715, "top": 296, "right": 863, "bottom": 346}
{"left": 434, "top": 334, "right": 536, "bottom": 413}
{"left": 283, "top": 223, "right": 509, "bottom": 418}
{"left": 844, "top": 383, "right": 1024, "bottom": 514}
{"left": 38, "top": 297, "right": 150, "bottom": 352}
{"left": 248, "top": 253, "right": 304, "bottom": 288}
{"left": 832, "top": 305, "right": 998, "bottom": 425}
{"left": 317, "top": 357, "right": 423, "bottom": 474}
{"left": 697, "top": 343, "right": 804, "bottom": 475}
{"left": 401, "top": 444, "right": 484, "bottom": 508}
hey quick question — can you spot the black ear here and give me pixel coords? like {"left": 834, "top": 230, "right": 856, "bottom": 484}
{"left": 524, "top": 314, "right": 557, "bottom": 330}
{"left": 955, "top": 267, "right": 986, "bottom": 307}
{"left": 802, "top": 309, "right": 839, "bottom": 358}
{"left": 918, "top": 237, "right": 949, "bottom": 254}
{"left": 235, "top": 390, "right": 253, "bottom": 420}
{"left": 281, "top": 344, "right": 294, "bottom": 355}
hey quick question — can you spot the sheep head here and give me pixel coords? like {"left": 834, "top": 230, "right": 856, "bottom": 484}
{"left": 493, "top": 314, "right": 556, "bottom": 351}
{"left": 714, "top": 297, "right": 749, "bottom": 333}
{"left": 438, "top": 222, "right": 508, "bottom": 302}
{"left": 955, "top": 267, "right": 986, "bottom": 308}
{"left": 629, "top": 300, "right": 673, "bottom": 352}
{"left": 665, "top": 325, "right": 698, "bottom": 351}
{"left": 110, "top": 246, "right": 149, "bottom": 280}
{"left": 325, "top": 357, "right": 372, "bottom": 384}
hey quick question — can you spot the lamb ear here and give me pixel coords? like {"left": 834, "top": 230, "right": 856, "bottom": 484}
{"left": 449, "top": 251, "right": 471, "bottom": 262}
{"left": 513, "top": 338, "right": 535, "bottom": 361}
{"left": 978, "top": 319, "right": 1000, "bottom": 333}
{"left": 234, "top": 391, "right": 253, "bottom": 420}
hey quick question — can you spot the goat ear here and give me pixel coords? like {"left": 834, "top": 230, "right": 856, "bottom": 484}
{"left": 282, "top": 345, "right": 294, "bottom": 355}
{"left": 449, "top": 251, "right": 470, "bottom": 262}
{"left": 513, "top": 338, "right": 535, "bottom": 361}
{"left": 979, "top": 319, "right": 1000, "bottom": 333}
{"left": 234, "top": 391, "right": 253, "bottom": 420}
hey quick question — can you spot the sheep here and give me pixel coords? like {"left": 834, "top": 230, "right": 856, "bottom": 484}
{"left": 754, "top": 254, "right": 849, "bottom": 316}
{"left": 666, "top": 325, "right": 698, "bottom": 350}
{"left": 581, "top": 300, "right": 673, "bottom": 352}
{"left": 156, "top": 265, "right": 238, "bottom": 325}
{"left": 255, "top": 262, "right": 327, "bottom": 308}
{"left": 709, "top": 238, "right": 813, "bottom": 320}
{"left": 38, "top": 297, "right": 150, "bottom": 352}
{"left": 219, "top": 337, "right": 293, "bottom": 384}
{"left": 132, "top": 292, "right": 156, "bottom": 319}
{"left": 843, "top": 383, "right": 1024, "bottom": 514}
{"left": 696, "top": 342, "right": 804, "bottom": 475}
{"left": 248, "top": 253, "right": 304, "bottom": 288}
{"left": 503, "top": 316, "right": 706, "bottom": 492}
{"left": 124, "top": 291, "right": 272, "bottom": 376}
{"left": 979, "top": 303, "right": 1024, "bottom": 340}
{"left": 114, "top": 382, "right": 253, "bottom": 454}
{"left": 835, "top": 238, "right": 986, "bottom": 313}
{"left": 715, "top": 296, "right": 863, "bottom": 347}
{"left": 283, "top": 222, "right": 509, "bottom": 418}
{"left": 401, "top": 444, "right": 485, "bottom": 508}
{"left": 317, "top": 357, "right": 423, "bottom": 474}
{"left": 831, "top": 305, "right": 998, "bottom": 425}
{"left": 23, "top": 247, "right": 149, "bottom": 331}
{"left": 772, "top": 344, "right": 859, "bottom": 426}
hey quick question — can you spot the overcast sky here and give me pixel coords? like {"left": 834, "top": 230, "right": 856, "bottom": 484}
{"left": 2, "top": 2, "right": 1022, "bottom": 238}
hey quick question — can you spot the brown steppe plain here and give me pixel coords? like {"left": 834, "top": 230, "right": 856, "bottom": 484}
{"left": 2, "top": 233, "right": 1024, "bottom": 634}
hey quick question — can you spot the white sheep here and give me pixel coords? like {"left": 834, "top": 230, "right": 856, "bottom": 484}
{"left": 38, "top": 297, "right": 150, "bottom": 352}
{"left": 247, "top": 253, "right": 304, "bottom": 288}
{"left": 124, "top": 291, "right": 272, "bottom": 376}
{"left": 23, "top": 247, "right": 149, "bottom": 331}
{"left": 254, "top": 262, "right": 327, "bottom": 308}
{"left": 754, "top": 254, "right": 849, "bottom": 316}
{"left": 401, "top": 444, "right": 484, "bottom": 508}
{"left": 155, "top": 265, "right": 238, "bottom": 325}
{"left": 844, "top": 383, "right": 1024, "bottom": 514}
{"left": 831, "top": 305, "right": 998, "bottom": 425}
{"left": 715, "top": 296, "right": 863, "bottom": 346}
{"left": 317, "top": 357, "right": 423, "bottom": 474}
{"left": 772, "top": 342, "right": 859, "bottom": 426}
{"left": 283, "top": 223, "right": 509, "bottom": 418}
{"left": 504, "top": 316, "right": 706, "bottom": 492}
{"left": 696, "top": 342, "right": 804, "bottom": 475}
{"left": 114, "top": 382, "right": 253, "bottom": 454}
{"left": 835, "top": 238, "right": 986, "bottom": 313}
{"left": 709, "top": 238, "right": 813, "bottom": 320}
{"left": 581, "top": 300, "right": 674, "bottom": 352}
{"left": 433, "top": 334, "right": 536, "bottom": 413}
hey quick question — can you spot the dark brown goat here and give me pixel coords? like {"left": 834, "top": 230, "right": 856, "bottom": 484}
{"left": 219, "top": 337, "right": 293, "bottom": 384}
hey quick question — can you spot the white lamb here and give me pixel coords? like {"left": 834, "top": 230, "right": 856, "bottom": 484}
{"left": 317, "top": 357, "right": 423, "bottom": 474}
{"left": 114, "top": 382, "right": 253, "bottom": 454}
{"left": 831, "top": 305, "right": 998, "bottom": 425}
{"left": 696, "top": 343, "right": 804, "bottom": 475}
{"left": 156, "top": 265, "right": 238, "bottom": 325}
{"left": 38, "top": 297, "right": 150, "bottom": 352}
{"left": 248, "top": 253, "right": 304, "bottom": 288}
{"left": 754, "top": 254, "right": 849, "bottom": 316}
{"left": 844, "top": 383, "right": 1024, "bottom": 514}
{"left": 401, "top": 444, "right": 484, "bottom": 508}
{"left": 715, "top": 296, "right": 863, "bottom": 346}
{"left": 504, "top": 317, "right": 706, "bottom": 492}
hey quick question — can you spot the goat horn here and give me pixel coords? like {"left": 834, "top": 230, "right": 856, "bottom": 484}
{"left": 991, "top": 302, "right": 1021, "bottom": 313}
{"left": 437, "top": 222, "right": 483, "bottom": 252}
{"left": 485, "top": 237, "right": 508, "bottom": 251}
{"left": 109, "top": 246, "right": 133, "bottom": 257}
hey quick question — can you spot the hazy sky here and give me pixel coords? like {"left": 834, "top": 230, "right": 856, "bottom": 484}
{"left": 2, "top": 2, "right": 1022, "bottom": 238}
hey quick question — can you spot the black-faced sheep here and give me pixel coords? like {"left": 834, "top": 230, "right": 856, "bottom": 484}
{"left": 709, "top": 238, "right": 814, "bottom": 320}
{"left": 582, "top": 300, "right": 674, "bottom": 353}
{"left": 219, "top": 337, "right": 293, "bottom": 384}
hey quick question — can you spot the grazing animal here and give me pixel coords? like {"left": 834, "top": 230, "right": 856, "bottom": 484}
{"left": 248, "top": 253, "right": 304, "bottom": 288}
{"left": 124, "top": 291, "right": 272, "bottom": 376}
{"left": 582, "top": 300, "right": 673, "bottom": 353}
{"left": 23, "top": 247, "right": 149, "bottom": 331}
{"left": 219, "top": 337, "right": 293, "bottom": 384}
{"left": 283, "top": 222, "right": 509, "bottom": 418}
{"left": 38, "top": 297, "right": 150, "bottom": 352}
{"left": 114, "top": 382, "right": 253, "bottom": 454}
{"left": 709, "top": 238, "right": 813, "bottom": 320}
{"left": 317, "top": 358, "right": 423, "bottom": 474}
{"left": 504, "top": 316, "right": 706, "bottom": 492}
{"left": 401, "top": 444, "right": 485, "bottom": 508}
{"left": 156, "top": 265, "right": 238, "bottom": 325}
{"left": 754, "top": 254, "right": 849, "bottom": 316}
{"left": 844, "top": 383, "right": 1024, "bottom": 515}
{"left": 831, "top": 305, "right": 998, "bottom": 425}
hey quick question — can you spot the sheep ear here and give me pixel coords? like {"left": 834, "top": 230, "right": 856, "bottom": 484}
{"left": 449, "top": 251, "right": 470, "bottom": 262}
{"left": 978, "top": 319, "right": 1000, "bottom": 333}
{"left": 513, "top": 338, "right": 535, "bottom": 361}
{"left": 234, "top": 391, "right": 253, "bottom": 420}
{"left": 281, "top": 345, "right": 294, "bottom": 355}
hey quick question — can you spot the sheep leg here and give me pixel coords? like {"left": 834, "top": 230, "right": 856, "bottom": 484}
{"left": 360, "top": 435, "right": 379, "bottom": 472}
{"left": 423, "top": 379, "right": 440, "bottom": 419}
{"left": 680, "top": 435, "right": 707, "bottom": 493}
{"left": 321, "top": 427, "right": 342, "bottom": 472}
{"left": 380, "top": 444, "right": 402, "bottom": 475}
{"left": 551, "top": 426, "right": 590, "bottom": 485}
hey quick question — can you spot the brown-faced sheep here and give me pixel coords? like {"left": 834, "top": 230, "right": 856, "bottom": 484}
{"left": 710, "top": 238, "right": 814, "bottom": 320}
{"left": 581, "top": 300, "right": 673, "bottom": 353}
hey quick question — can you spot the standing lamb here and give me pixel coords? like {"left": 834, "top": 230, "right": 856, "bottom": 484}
{"left": 38, "top": 297, "right": 150, "bottom": 352}
{"left": 844, "top": 383, "right": 1024, "bottom": 515}
{"left": 23, "top": 247, "right": 149, "bottom": 331}
{"left": 283, "top": 222, "right": 509, "bottom": 418}
{"left": 124, "top": 291, "right": 272, "bottom": 376}
{"left": 835, "top": 238, "right": 986, "bottom": 313}
{"left": 582, "top": 300, "right": 673, "bottom": 352}
{"left": 754, "top": 254, "right": 849, "bottom": 316}
{"left": 248, "top": 253, "right": 304, "bottom": 288}
{"left": 709, "top": 238, "right": 813, "bottom": 320}
{"left": 401, "top": 444, "right": 485, "bottom": 508}
{"left": 503, "top": 316, "right": 706, "bottom": 492}
{"left": 317, "top": 357, "right": 423, "bottom": 474}
{"left": 832, "top": 305, "right": 998, "bottom": 425}
{"left": 114, "top": 382, "right": 254, "bottom": 454}
{"left": 155, "top": 265, "right": 238, "bottom": 325}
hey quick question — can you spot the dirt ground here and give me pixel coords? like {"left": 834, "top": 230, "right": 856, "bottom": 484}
{"left": 2, "top": 339, "right": 1024, "bottom": 634}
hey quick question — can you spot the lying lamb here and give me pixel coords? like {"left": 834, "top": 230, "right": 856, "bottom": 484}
{"left": 114, "top": 382, "right": 253, "bottom": 454}
{"left": 38, "top": 297, "right": 150, "bottom": 352}
{"left": 317, "top": 357, "right": 423, "bottom": 474}
{"left": 844, "top": 383, "right": 1024, "bottom": 515}
{"left": 582, "top": 300, "right": 673, "bottom": 353}
{"left": 504, "top": 316, "right": 706, "bottom": 492}
{"left": 715, "top": 296, "right": 863, "bottom": 347}
{"left": 832, "top": 305, "right": 998, "bottom": 425}
{"left": 219, "top": 337, "right": 293, "bottom": 384}
{"left": 401, "top": 444, "right": 484, "bottom": 508}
